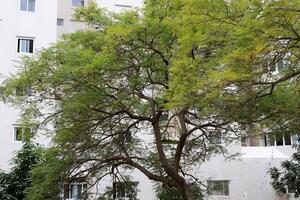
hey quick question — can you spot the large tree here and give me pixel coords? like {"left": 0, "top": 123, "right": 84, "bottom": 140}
{"left": 1, "top": 0, "right": 300, "bottom": 199}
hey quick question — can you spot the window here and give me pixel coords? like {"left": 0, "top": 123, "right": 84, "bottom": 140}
{"left": 125, "top": 131, "right": 132, "bottom": 143}
{"left": 63, "top": 182, "right": 87, "bottom": 200}
{"left": 20, "top": 0, "right": 35, "bottom": 12}
{"left": 17, "top": 38, "right": 34, "bottom": 53}
{"left": 57, "top": 18, "right": 64, "bottom": 26}
{"left": 112, "top": 181, "right": 138, "bottom": 200}
{"left": 72, "top": 0, "right": 84, "bottom": 6}
{"left": 14, "top": 127, "right": 32, "bottom": 142}
{"left": 208, "top": 130, "right": 222, "bottom": 144}
{"left": 292, "top": 134, "right": 299, "bottom": 145}
{"left": 241, "top": 136, "right": 247, "bottom": 146}
{"left": 207, "top": 180, "right": 229, "bottom": 197}
{"left": 265, "top": 134, "right": 298, "bottom": 146}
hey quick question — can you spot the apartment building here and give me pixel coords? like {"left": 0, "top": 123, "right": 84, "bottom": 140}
{"left": 0, "top": 1, "right": 297, "bottom": 200}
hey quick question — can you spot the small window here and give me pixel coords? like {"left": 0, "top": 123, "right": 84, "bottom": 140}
{"left": 207, "top": 180, "right": 229, "bottom": 197}
{"left": 63, "top": 182, "right": 87, "bottom": 200}
{"left": 57, "top": 18, "right": 64, "bottom": 26}
{"left": 20, "top": 0, "right": 35, "bottom": 12}
{"left": 125, "top": 131, "right": 132, "bottom": 143}
{"left": 292, "top": 134, "right": 299, "bottom": 145}
{"left": 72, "top": 0, "right": 84, "bottom": 6}
{"left": 209, "top": 130, "right": 222, "bottom": 144}
{"left": 14, "top": 127, "right": 32, "bottom": 142}
{"left": 112, "top": 181, "right": 138, "bottom": 199}
{"left": 241, "top": 136, "right": 247, "bottom": 146}
{"left": 17, "top": 38, "right": 34, "bottom": 53}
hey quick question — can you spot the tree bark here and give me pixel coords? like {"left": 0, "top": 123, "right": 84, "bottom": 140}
{"left": 182, "top": 182, "right": 194, "bottom": 200}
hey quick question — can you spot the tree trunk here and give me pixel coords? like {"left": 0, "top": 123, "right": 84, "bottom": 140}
{"left": 182, "top": 183, "right": 194, "bottom": 200}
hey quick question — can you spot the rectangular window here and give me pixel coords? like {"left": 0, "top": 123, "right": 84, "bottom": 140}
{"left": 72, "top": 0, "right": 84, "bottom": 6}
{"left": 265, "top": 134, "right": 293, "bottom": 146}
{"left": 112, "top": 181, "right": 138, "bottom": 199}
{"left": 292, "top": 134, "right": 299, "bottom": 145}
{"left": 57, "top": 18, "right": 64, "bottom": 26}
{"left": 209, "top": 130, "right": 222, "bottom": 144}
{"left": 207, "top": 180, "right": 229, "bottom": 197}
{"left": 63, "top": 182, "right": 87, "bottom": 199}
{"left": 20, "top": 0, "right": 35, "bottom": 12}
{"left": 17, "top": 38, "right": 34, "bottom": 53}
{"left": 14, "top": 127, "right": 32, "bottom": 142}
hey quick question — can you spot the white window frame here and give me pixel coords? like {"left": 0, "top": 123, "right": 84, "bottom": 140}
{"left": 13, "top": 126, "right": 32, "bottom": 142}
{"left": 17, "top": 37, "right": 34, "bottom": 53}
{"left": 265, "top": 134, "right": 297, "bottom": 146}
{"left": 208, "top": 129, "right": 223, "bottom": 144}
{"left": 207, "top": 180, "right": 230, "bottom": 197}
{"left": 64, "top": 182, "right": 87, "bottom": 200}
{"left": 20, "top": 0, "right": 35, "bottom": 12}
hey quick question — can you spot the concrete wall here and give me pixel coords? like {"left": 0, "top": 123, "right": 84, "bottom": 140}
{"left": 0, "top": 0, "right": 57, "bottom": 171}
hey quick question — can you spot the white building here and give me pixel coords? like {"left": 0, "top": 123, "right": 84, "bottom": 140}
{"left": 0, "top": 1, "right": 297, "bottom": 200}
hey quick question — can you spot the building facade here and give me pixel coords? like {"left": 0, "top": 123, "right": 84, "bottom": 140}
{"left": 0, "top": 1, "right": 298, "bottom": 200}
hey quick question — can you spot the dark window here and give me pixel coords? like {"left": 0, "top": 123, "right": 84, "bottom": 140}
{"left": 57, "top": 18, "right": 64, "bottom": 26}
{"left": 125, "top": 131, "right": 132, "bottom": 143}
{"left": 17, "top": 38, "right": 34, "bottom": 53}
{"left": 284, "top": 134, "right": 291, "bottom": 146}
{"left": 207, "top": 180, "right": 229, "bottom": 196}
{"left": 266, "top": 134, "right": 294, "bottom": 146}
{"left": 112, "top": 181, "right": 138, "bottom": 199}
{"left": 20, "top": 0, "right": 35, "bottom": 12}
{"left": 63, "top": 183, "right": 87, "bottom": 199}
{"left": 276, "top": 134, "right": 283, "bottom": 146}
{"left": 14, "top": 127, "right": 23, "bottom": 141}
{"left": 14, "top": 127, "right": 32, "bottom": 142}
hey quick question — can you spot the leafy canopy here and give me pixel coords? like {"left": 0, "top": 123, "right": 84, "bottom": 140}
{"left": 1, "top": 0, "right": 300, "bottom": 199}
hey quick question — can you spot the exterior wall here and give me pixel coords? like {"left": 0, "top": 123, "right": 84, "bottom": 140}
{"left": 0, "top": 0, "right": 57, "bottom": 171}
{"left": 200, "top": 142, "right": 299, "bottom": 200}
{"left": 0, "top": 1, "right": 298, "bottom": 200}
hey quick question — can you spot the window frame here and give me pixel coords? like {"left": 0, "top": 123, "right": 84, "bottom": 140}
{"left": 57, "top": 18, "right": 64, "bottom": 26}
{"left": 13, "top": 126, "right": 33, "bottom": 142}
{"left": 20, "top": 0, "right": 35, "bottom": 12}
{"left": 112, "top": 181, "right": 138, "bottom": 200}
{"left": 63, "top": 182, "right": 88, "bottom": 200}
{"left": 71, "top": 0, "right": 85, "bottom": 7}
{"left": 207, "top": 180, "right": 230, "bottom": 197}
{"left": 17, "top": 37, "right": 34, "bottom": 53}
{"left": 265, "top": 134, "right": 298, "bottom": 147}
{"left": 208, "top": 129, "right": 223, "bottom": 145}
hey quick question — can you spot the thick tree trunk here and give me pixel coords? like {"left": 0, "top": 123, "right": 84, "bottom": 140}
{"left": 182, "top": 182, "right": 194, "bottom": 200}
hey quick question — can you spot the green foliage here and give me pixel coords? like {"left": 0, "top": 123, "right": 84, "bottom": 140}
{"left": 0, "top": 142, "right": 42, "bottom": 200}
{"left": 269, "top": 145, "right": 300, "bottom": 198}
{"left": 1, "top": 0, "right": 300, "bottom": 199}
{"left": 156, "top": 183, "right": 203, "bottom": 200}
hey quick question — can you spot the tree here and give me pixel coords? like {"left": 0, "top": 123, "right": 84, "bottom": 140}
{"left": 0, "top": 142, "right": 42, "bottom": 200}
{"left": 1, "top": 0, "right": 300, "bottom": 199}
{"left": 269, "top": 145, "right": 300, "bottom": 198}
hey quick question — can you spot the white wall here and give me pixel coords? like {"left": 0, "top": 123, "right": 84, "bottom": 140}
{"left": 0, "top": 0, "right": 57, "bottom": 171}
